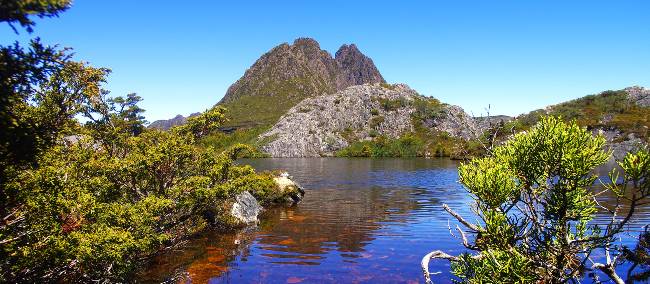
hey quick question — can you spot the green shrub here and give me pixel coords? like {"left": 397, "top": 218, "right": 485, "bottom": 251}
{"left": 377, "top": 97, "right": 408, "bottom": 111}
{"left": 423, "top": 116, "right": 650, "bottom": 283}
{"left": 369, "top": 116, "right": 385, "bottom": 129}
{"left": 411, "top": 97, "right": 445, "bottom": 121}
{"left": 336, "top": 134, "right": 425, "bottom": 157}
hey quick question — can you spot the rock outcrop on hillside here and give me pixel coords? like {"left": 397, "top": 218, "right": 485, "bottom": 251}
{"left": 259, "top": 83, "right": 480, "bottom": 157}
{"left": 514, "top": 86, "right": 649, "bottom": 162}
{"left": 625, "top": 86, "right": 650, "bottom": 107}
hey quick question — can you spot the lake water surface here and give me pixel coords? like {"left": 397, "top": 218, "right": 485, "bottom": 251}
{"left": 138, "top": 158, "right": 649, "bottom": 283}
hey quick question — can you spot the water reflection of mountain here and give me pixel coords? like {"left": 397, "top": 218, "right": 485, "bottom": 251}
{"left": 137, "top": 158, "right": 649, "bottom": 283}
{"left": 257, "top": 186, "right": 426, "bottom": 260}
{"left": 137, "top": 158, "right": 468, "bottom": 283}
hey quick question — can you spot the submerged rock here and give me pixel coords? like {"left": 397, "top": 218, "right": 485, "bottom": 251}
{"left": 230, "top": 191, "right": 263, "bottom": 225}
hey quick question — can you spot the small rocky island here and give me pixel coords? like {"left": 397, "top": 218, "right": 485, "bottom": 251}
{"left": 228, "top": 172, "right": 305, "bottom": 226}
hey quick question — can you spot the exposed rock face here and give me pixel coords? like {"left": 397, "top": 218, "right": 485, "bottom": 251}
{"left": 148, "top": 113, "right": 200, "bottom": 130}
{"left": 230, "top": 191, "right": 263, "bottom": 225}
{"left": 259, "top": 83, "right": 480, "bottom": 157}
{"left": 598, "top": 129, "right": 645, "bottom": 162}
{"left": 432, "top": 105, "right": 483, "bottom": 140}
{"left": 221, "top": 38, "right": 384, "bottom": 104}
{"left": 217, "top": 38, "right": 385, "bottom": 126}
{"left": 334, "top": 44, "right": 384, "bottom": 89}
{"left": 625, "top": 86, "right": 650, "bottom": 107}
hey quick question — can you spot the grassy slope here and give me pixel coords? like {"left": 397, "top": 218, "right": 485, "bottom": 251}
{"left": 202, "top": 72, "right": 333, "bottom": 153}
{"left": 506, "top": 90, "right": 649, "bottom": 141}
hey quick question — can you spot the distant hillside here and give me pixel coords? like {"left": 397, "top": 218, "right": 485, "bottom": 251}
{"left": 259, "top": 83, "right": 484, "bottom": 157}
{"left": 507, "top": 86, "right": 649, "bottom": 158}
{"left": 218, "top": 38, "right": 385, "bottom": 127}
{"left": 148, "top": 113, "right": 199, "bottom": 130}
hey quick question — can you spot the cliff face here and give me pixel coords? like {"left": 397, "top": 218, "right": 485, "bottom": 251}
{"left": 259, "top": 83, "right": 480, "bottom": 157}
{"left": 334, "top": 44, "right": 385, "bottom": 90}
{"left": 218, "top": 38, "right": 385, "bottom": 127}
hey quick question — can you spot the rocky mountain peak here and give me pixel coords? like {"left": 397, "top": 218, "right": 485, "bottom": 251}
{"left": 293, "top": 37, "right": 321, "bottom": 49}
{"left": 148, "top": 112, "right": 200, "bottom": 130}
{"left": 217, "top": 38, "right": 386, "bottom": 127}
{"left": 335, "top": 44, "right": 385, "bottom": 88}
{"left": 335, "top": 43, "right": 359, "bottom": 56}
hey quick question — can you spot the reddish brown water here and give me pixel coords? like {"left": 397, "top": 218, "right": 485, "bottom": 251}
{"left": 137, "top": 158, "right": 649, "bottom": 284}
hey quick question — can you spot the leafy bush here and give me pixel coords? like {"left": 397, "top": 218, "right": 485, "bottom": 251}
{"left": 369, "top": 115, "right": 385, "bottom": 129}
{"left": 0, "top": 10, "right": 285, "bottom": 280}
{"left": 376, "top": 97, "right": 408, "bottom": 111}
{"left": 422, "top": 116, "right": 650, "bottom": 283}
{"left": 336, "top": 134, "right": 425, "bottom": 157}
{"left": 411, "top": 97, "right": 445, "bottom": 121}
{"left": 199, "top": 125, "right": 271, "bottom": 156}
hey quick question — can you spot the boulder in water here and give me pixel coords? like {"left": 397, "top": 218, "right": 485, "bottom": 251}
{"left": 230, "top": 191, "right": 263, "bottom": 225}
{"left": 274, "top": 172, "right": 305, "bottom": 204}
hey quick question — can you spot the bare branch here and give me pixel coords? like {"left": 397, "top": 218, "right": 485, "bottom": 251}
{"left": 443, "top": 204, "right": 480, "bottom": 232}
{"left": 421, "top": 250, "right": 458, "bottom": 284}
{"left": 591, "top": 263, "right": 624, "bottom": 284}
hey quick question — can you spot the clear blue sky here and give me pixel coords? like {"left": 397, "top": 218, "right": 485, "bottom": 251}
{"left": 2, "top": 0, "right": 649, "bottom": 121}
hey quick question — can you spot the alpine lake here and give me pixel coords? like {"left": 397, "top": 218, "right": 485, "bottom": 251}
{"left": 137, "top": 158, "right": 650, "bottom": 284}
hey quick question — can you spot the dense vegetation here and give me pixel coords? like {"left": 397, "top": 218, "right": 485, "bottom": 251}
{"left": 507, "top": 89, "right": 650, "bottom": 141}
{"left": 336, "top": 134, "right": 425, "bottom": 157}
{"left": 202, "top": 77, "right": 326, "bottom": 155}
{"left": 199, "top": 125, "right": 271, "bottom": 156}
{"left": 422, "top": 116, "right": 650, "bottom": 283}
{"left": 336, "top": 96, "right": 485, "bottom": 159}
{"left": 0, "top": 3, "right": 292, "bottom": 282}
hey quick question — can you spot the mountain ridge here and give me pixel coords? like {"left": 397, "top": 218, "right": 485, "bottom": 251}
{"left": 218, "top": 38, "right": 385, "bottom": 127}
{"left": 150, "top": 38, "right": 384, "bottom": 130}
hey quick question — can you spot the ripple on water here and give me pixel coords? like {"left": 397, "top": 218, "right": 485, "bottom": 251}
{"left": 136, "top": 158, "right": 649, "bottom": 284}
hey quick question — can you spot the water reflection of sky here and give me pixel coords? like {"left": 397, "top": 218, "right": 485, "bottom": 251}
{"left": 137, "top": 158, "right": 649, "bottom": 284}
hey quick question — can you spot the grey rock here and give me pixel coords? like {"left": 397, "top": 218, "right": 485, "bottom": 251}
{"left": 625, "top": 86, "right": 650, "bottom": 107}
{"left": 596, "top": 129, "right": 645, "bottom": 162}
{"left": 274, "top": 172, "right": 306, "bottom": 204}
{"left": 430, "top": 105, "right": 482, "bottom": 140}
{"left": 608, "top": 138, "right": 644, "bottom": 161}
{"left": 259, "top": 83, "right": 481, "bottom": 157}
{"left": 230, "top": 191, "right": 263, "bottom": 225}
